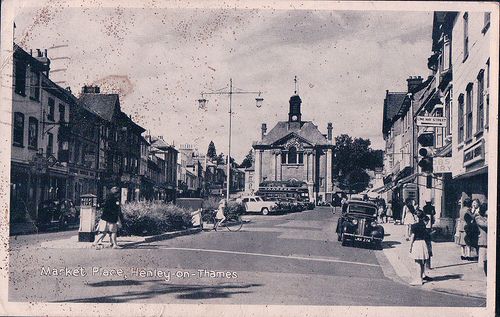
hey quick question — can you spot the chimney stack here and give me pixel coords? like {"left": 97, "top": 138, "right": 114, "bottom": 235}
{"left": 327, "top": 122, "right": 333, "bottom": 141}
{"left": 81, "top": 85, "right": 101, "bottom": 94}
{"left": 407, "top": 76, "right": 423, "bottom": 93}
{"left": 261, "top": 123, "right": 267, "bottom": 140}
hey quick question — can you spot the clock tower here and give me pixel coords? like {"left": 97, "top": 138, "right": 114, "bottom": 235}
{"left": 288, "top": 94, "right": 302, "bottom": 125}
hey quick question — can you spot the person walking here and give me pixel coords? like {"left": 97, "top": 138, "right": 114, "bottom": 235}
{"left": 475, "top": 203, "right": 488, "bottom": 275}
{"left": 393, "top": 198, "right": 403, "bottom": 225}
{"left": 93, "top": 186, "right": 123, "bottom": 249}
{"left": 463, "top": 199, "right": 480, "bottom": 261}
{"left": 341, "top": 195, "right": 349, "bottom": 214}
{"left": 409, "top": 213, "right": 430, "bottom": 286}
{"left": 423, "top": 201, "right": 436, "bottom": 270}
{"left": 386, "top": 201, "right": 393, "bottom": 223}
{"left": 456, "top": 198, "right": 472, "bottom": 259}
{"left": 402, "top": 199, "right": 416, "bottom": 240}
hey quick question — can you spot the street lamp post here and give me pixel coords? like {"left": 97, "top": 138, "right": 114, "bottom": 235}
{"left": 199, "top": 78, "right": 263, "bottom": 202}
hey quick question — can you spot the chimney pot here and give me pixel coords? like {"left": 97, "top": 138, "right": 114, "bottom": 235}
{"left": 261, "top": 123, "right": 267, "bottom": 140}
{"left": 407, "top": 75, "right": 424, "bottom": 93}
{"left": 44, "top": 49, "right": 47, "bottom": 57}
{"left": 327, "top": 122, "right": 333, "bottom": 141}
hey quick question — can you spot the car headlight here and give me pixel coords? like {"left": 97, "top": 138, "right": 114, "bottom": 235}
{"left": 371, "top": 221, "right": 378, "bottom": 227}
{"left": 351, "top": 219, "right": 358, "bottom": 225}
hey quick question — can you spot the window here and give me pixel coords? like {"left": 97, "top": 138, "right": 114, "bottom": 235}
{"left": 47, "top": 132, "right": 54, "bottom": 156}
{"left": 485, "top": 59, "right": 490, "bottom": 128}
{"left": 14, "top": 60, "right": 26, "bottom": 96}
{"left": 465, "top": 84, "right": 473, "bottom": 141}
{"left": 47, "top": 98, "right": 55, "bottom": 121}
{"left": 463, "top": 13, "right": 469, "bottom": 61}
{"left": 28, "top": 117, "right": 38, "bottom": 148}
{"left": 59, "top": 104, "right": 66, "bottom": 123}
{"left": 287, "top": 147, "right": 297, "bottom": 164}
{"left": 458, "top": 94, "right": 464, "bottom": 144}
{"left": 281, "top": 153, "right": 286, "bottom": 164}
{"left": 29, "top": 69, "right": 40, "bottom": 101}
{"left": 477, "top": 71, "right": 485, "bottom": 133}
{"left": 483, "top": 12, "right": 491, "bottom": 33}
{"left": 298, "top": 152, "right": 304, "bottom": 164}
{"left": 13, "top": 112, "right": 24, "bottom": 146}
{"left": 442, "top": 37, "right": 451, "bottom": 71}
{"left": 445, "top": 91, "right": 452, "bottom": 137}
{"left": 73, "top": 141, "right": 80, "bottom": 163}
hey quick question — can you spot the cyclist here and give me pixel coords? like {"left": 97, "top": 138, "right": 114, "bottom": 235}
{"left": 215, "top": 198, "right": 227, "bottom": 230}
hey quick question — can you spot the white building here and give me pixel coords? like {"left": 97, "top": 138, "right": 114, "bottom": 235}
{"left": 450, "top": 11, "right": 492, "bottom": 204}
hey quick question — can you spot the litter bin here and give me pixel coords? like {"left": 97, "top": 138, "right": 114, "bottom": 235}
{"left": 79, "top": 194, "right": 97, "bottom": 242}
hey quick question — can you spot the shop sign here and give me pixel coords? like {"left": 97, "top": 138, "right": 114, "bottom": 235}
{"left": 433, "top": 157, "right": 453, "bottom": 174}
{"left": 463, "top": 140, "right": 484, "bottom": 167}
{"left": 416, "top": 116, "right": 447, "bottom": 127}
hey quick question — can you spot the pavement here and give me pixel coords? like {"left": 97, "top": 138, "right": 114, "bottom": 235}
{"left": 7, "top": 207, "right": 486, "bottom": 307}
{"left": 378, "top": 220, "right": 487, "bottom": 299}
{"left": 38, "top": 227, "right": 202, "bottom": 249}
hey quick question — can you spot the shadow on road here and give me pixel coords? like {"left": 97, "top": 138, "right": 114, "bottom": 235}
{"left": 426, "top": 274, "right": 463, "bottom": 282}
{"left": 380, "top": 240, "right": 401, "bottom": 249}
{"left": 56, "top": 281, "right": 264, "bottom": 303}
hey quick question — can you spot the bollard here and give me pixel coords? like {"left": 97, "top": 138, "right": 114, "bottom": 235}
{"left": 79, "top": 194, "right": 98, "bottom": 242}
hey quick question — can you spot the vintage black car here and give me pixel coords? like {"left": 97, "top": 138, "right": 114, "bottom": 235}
{"left": 36, "top": 199, "right": 79, "bottom": 230}
{"left": 336, "top": 200, "right": 384, "bottom": 249}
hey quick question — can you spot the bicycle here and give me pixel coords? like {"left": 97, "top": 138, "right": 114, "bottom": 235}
{"left": 201, "top": 210, "right": 243, "bottom": 232}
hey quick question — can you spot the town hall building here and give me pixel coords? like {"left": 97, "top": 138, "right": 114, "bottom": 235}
{"left": 252, "top": 93, "right": 335, "bottom": 202}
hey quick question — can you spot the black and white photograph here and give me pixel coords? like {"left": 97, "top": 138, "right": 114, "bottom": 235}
{"left": 0, "top": 1, "right": 498, "bottom": 316}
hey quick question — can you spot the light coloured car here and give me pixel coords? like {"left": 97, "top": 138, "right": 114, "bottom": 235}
{"left": 237, "top": 196, "right": 278, "bottom": 215}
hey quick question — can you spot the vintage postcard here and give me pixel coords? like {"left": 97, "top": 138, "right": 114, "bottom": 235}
{"left": 0, "top": 1, "right": 497, "bottom": 316}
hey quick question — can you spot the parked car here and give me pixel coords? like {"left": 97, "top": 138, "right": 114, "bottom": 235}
{"left": 336, "top": 200, "right": 384, "bottom": 249}
{"left": 237, "top": 196, "right": 278, "bottom": 215}
{"left": 36, "top": 199, "right": 79, "bottom": 230}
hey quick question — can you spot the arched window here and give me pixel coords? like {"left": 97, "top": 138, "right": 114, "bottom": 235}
{"left": 288, "top": 147, "right": 297, "bottom": 164}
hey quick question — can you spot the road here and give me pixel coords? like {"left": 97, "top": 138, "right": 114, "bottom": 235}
{"left": 9, "top": 207, "right": 486, "bottom": 306}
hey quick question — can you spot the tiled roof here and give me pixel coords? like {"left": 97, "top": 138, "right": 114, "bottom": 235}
{"left": 78, "top": 93, "right": 119, "bottom": 122}
{"left": 256, "top": 121, "right": 329, "bottom": 146}
{"left": 382, "top": 92, "right": 406, "bottom": 135}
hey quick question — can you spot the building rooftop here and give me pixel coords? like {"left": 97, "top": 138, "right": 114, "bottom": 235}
{"left": 255, "top": 121, "right": 330, "bottom": 146}
{"left": 382, "top": 91, "right": 406, "bottom": 135}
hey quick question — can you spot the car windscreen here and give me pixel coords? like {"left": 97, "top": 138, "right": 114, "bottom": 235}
{"left": 348, "top": 204, "right": 376, "bottom": 216}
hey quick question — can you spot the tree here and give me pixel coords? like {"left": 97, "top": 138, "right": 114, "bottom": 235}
{"left": 207, "top": 141, "right": 217, "bottom": 160}
{"left": 333, "top": 134, "right": 383, "bottom": 193}
{"left": 239, "top": 150, "right": 253, "bottom": 168}
{"left": 215, "top": 153, "right": 226, "bottom": 165}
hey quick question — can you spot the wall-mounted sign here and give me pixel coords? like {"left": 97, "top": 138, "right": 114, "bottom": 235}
{"left": 463, "top": 140, "right": 484, "bottom": 167}
{"left": 416, "top": 116, "right": 447, "bottom": 127}
{"left": 434, "top": 157, "right": 453, "bottom": 174}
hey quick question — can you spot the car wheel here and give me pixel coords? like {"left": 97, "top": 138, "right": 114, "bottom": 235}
{"left": 261, "top": 208, "right": 269, "bottom": 216}
{"left": 374, "top": 241, "right": 383, "bottom": 250}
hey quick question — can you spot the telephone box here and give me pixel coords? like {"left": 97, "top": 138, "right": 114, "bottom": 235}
{"left": 79, "top": 194, "right": 97, "bottom": 242}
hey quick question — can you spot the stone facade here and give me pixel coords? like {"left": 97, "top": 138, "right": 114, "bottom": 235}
{"left": 252, "top": 94, "right": 334, "bottom": 202}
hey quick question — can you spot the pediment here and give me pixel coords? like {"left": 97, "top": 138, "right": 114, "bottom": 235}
{"left": 271, "top": 133, "right": 313, "bottom": 149}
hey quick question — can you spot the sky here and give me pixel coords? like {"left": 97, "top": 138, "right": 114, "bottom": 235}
{"left": 13, "top": 4, "right": 433, "bottom": 162}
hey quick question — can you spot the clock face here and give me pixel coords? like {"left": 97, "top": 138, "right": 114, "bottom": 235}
{"left": 291, "top": 115, "right": 298, "bottom": 121}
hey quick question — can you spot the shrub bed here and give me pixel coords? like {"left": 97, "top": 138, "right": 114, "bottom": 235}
{"left": 202, "top": 196, "right": 245, "bottom": 215}
{"left": 118, "top": 201, "right": 193, "bottom": 236}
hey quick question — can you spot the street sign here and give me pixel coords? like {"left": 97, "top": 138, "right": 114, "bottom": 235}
{"left": 433, "top": 157, "right": 453, "bottom": 174}
{"left": 47, "top": 155, "right": 58, "bottom": 167}
{"left": 416, "top": 116, "right": 447, "bottom": 127}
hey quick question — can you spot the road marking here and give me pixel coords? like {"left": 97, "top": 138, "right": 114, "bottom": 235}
{"left": 157, "top": 247, "right": 380, "bottom": 268}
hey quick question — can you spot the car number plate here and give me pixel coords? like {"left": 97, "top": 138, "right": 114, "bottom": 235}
{"left": 355, "top": 237, "right": 371, "bottom": 242}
